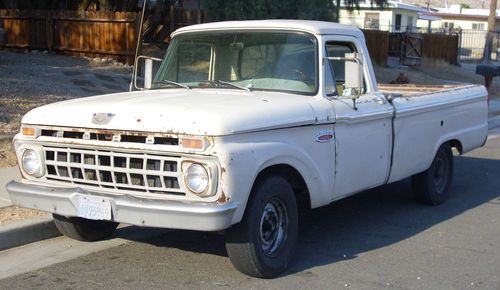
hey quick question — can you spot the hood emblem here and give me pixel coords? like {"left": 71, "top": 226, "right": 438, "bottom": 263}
{"left": 92, "top": 113, "right": 115, "bottom": 125}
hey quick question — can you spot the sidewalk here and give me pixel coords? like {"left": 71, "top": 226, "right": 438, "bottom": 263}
{"left": 0, "top": 167, "right": 19, "bottom": 208}
{"left": 0, "top": 167, "right": 60, "bottom": 251}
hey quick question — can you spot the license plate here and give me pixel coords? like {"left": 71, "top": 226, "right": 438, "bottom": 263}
{"left": 75, "top": 195, "right": 112, "bottom": 220}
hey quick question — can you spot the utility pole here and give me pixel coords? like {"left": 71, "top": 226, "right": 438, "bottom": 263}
{"left": 427, "top": 0, "right": 431, "bottom": 33}
{"left": 482, "top": 0, "right": 498, "bottom": 63}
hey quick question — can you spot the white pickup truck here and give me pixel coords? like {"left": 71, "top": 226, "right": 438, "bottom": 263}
{"left": 7, "top": 20, "right": 488, "bottom": 278}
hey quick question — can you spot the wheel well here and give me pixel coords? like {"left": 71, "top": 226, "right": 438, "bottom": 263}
{"left": 448, "top": 139, "right": 463, "bottom": 155}
{"left": 254, "top": 164, "right": 311, "bottom": 209}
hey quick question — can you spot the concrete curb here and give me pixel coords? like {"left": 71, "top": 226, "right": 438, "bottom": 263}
{"left": 489, "top": 115, "right": 500, "bottom": 130}
{"left": 0, "top": 216, "right": 61, "bottom": 251}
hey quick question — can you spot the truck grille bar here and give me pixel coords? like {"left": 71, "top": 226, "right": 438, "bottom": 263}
{"left": 40, "top": 127, "right": 179, "bottom": 146}
{"left": 43, "top": 146, "right": 184, "bottom": 195}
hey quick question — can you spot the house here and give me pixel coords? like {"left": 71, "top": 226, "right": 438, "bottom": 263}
{"left": 416, "top": 4, "right": 500, "bottom": 61}
{"left": 338, "top": 0, "right": 434, "bottom": 32}
{"left": 417, "top": 4, "right": 500, "bottom": 31}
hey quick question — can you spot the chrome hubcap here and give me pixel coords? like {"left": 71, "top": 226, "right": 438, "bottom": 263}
{"left": 259, "top": 198, "right": 288, "bottom": 256}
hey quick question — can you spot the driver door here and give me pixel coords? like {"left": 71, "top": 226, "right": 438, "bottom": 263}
{"left": 324, "top": 36, "right": 393, "bottom": 198}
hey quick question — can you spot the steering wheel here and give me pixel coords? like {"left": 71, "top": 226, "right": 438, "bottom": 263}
{"left": 294, "top": 69, "right": 312, "bottom": 83}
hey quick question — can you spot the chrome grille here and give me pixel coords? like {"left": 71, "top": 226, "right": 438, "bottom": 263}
{"left": 43, "top": 146, "right": 183, "bottom": 195}
{"left": 39, "top": 127, "right": 179, "bottom": 146}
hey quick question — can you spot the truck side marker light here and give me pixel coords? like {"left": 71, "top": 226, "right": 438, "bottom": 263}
{"left": 316, "top": 130, "right": 334, "bottom": 143}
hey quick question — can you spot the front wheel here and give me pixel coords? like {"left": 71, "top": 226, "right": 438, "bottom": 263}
{"left": 53, "top": 214, "right": 119, "bottom": 241}
{"left": 225, "top": 175, "right": 298, "bottom": 278}
{"left": 412, "top": 143, "right": 454, "bottom": 205}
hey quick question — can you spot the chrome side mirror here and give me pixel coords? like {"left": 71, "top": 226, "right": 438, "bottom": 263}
{"left": 324, "top": 53, "right": 364, "bottom": 110}
{"left": 133, "top": 56, "right": 162, "bottom": 90}
{"left": 344, "top": 53, "right": 363, "bottom": 94}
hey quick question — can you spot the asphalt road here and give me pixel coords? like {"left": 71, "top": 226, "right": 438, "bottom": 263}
{"left": 0, "top": 137, "right": 499, "bottom": 289}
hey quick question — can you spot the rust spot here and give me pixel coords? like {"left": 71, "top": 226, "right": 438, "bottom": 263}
{"left": 217, "top": 190, "right": 229, "bottom": 203}
{"left": 42, "top": 125, "right": 179, "bottom": 139}
{"left": 39, "top": 125, "right": 180, "bottom": 145}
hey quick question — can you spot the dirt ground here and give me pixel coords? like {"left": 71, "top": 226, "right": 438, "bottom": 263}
{"left": 374, "top": 58, "right": 500, "bottom": 96}
{"left": 0, "top": 49, "right": 132, "bottom": 168}
{"left": 1, "top": 52, "right": 499, "bottom": 170}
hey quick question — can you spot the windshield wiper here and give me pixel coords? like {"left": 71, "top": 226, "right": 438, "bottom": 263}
{"left": 152, "top": 80, "right": 191, "bottom": 89}
{"left": 199, "top": 80, "right": 251, "bottom": 92}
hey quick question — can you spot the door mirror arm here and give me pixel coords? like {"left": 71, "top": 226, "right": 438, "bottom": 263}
{"left": 133, "top": 56, "right": 163, "bottom": 91}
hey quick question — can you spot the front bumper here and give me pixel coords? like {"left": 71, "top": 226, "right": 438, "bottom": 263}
{"left": 6, "top": 181, "right": 237, "bottom": 231}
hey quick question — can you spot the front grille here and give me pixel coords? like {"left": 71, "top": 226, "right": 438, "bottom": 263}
{"left": 40, "top": 128, "right": 179, "bottom": 145}
{"left": 43, "top": 146, "right": 184, "bottom": 195}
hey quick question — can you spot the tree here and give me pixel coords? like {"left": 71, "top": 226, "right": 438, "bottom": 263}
{"left": 482, "top": 0, "right": 498, "bottom": 62}
{"left": 203, "top": 0, "right": 388, "bottom": 22}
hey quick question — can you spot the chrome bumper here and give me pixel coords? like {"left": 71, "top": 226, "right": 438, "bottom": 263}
{"left": 6, "top": 181, "right": 237, "bottom": 231}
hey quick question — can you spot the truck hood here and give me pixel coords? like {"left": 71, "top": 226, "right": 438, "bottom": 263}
{"left": 22, "top": 89, "right": 331, "bottom": 136}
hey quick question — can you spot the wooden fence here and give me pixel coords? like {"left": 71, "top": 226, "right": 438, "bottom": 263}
{"left": 0, "top": 9, "right": 138, "bottom": 63}
{"left": 0, "top": 10, "right": 459, "bottom": 66}
{"left": 421, "top": 33, "right": 459, "bottom": 65}
{"left": 362, "top": 29, "right": 389, "bottom": 65}
{"left": 388, "top": 32, "right": 459, "bottom": 65}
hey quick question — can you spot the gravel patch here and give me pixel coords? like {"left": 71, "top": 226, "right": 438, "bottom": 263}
{"left": 0, "top": 206, "right": 48, "bottom": 226}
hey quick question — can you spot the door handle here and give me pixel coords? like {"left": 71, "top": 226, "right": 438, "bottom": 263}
{"left": 372, "top": 97, "right": 387, "bottom": 105}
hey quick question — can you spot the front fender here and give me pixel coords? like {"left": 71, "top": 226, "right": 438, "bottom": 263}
{"left": 212, "top": 126, "right": 335, "bottom": 224}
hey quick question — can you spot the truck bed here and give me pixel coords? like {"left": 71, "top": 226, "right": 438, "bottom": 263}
{"left": 378, "top": 83, "right": 476, "bottom": 98}
{"left": 379, "top": 82, "right": 488, "bottom": 184}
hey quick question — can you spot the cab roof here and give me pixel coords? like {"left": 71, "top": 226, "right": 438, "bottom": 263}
{"left": 172, "top": 20, "right": 365, "bottom": 39}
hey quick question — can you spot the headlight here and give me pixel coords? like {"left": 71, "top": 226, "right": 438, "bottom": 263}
{"left": 22, "top": 149, "right": 43, "bottom": 177}
{"left": 184, "top": 163, "right": 209, "bottom": 194}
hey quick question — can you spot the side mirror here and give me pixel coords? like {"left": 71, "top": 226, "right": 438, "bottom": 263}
{"left": 344, "top": 53, "right": 363, "bottom": 93}
{"left": 133, "top": 56, "right": 162, "bottom": 90}
{"left": 324, "top": 52, "right": 364, "bottom": 110}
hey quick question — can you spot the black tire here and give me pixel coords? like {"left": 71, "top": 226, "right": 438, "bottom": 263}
{"left": 225, "top": 175, "right": 298, "bottom": 278}
{"left": 412, "top": 143, "right": 454, "bottom": 205}
{"left": 53, "top": 214, "right": 119, "bottom": 242}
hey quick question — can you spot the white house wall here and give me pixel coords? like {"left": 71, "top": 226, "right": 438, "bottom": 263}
{"left": 339, "top": 8, "right": 418, "bottom": 32}
{"left": 416, "top": 18, "right": 490, "bottom": 30}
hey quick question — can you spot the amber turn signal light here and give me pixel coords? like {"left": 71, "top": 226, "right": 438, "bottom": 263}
{"left": 180, "top": 137, "right": 206, "bottom": 150}
{"left": 21, "top": 127, "right": 37, "bottom": 137}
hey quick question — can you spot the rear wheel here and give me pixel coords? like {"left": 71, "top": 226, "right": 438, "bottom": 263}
{"left": 225, "top": 175, "right": 298, "bottom": 278}
{"left": 412, "top": 143, "right": 454, "bottom": 205}
{"left": 53, "top": 214, "right": 118, "bottom": 241}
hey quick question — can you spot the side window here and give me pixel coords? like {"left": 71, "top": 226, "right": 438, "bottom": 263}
{"left": 326, "top": 43, "right": 354, "bottom": 82}
{"left": 325, "top": 42, "right": 356, "bottom": 96}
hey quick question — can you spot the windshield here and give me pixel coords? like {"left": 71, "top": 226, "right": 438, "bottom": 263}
{"left": 153, "top": 31, "right": 318, "bottom": 94}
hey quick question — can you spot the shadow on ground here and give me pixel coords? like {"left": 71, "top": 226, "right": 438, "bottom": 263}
{"left": 113, "top": 154, "right": 500, "bottom": 277}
